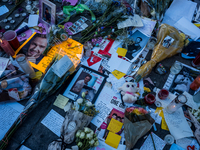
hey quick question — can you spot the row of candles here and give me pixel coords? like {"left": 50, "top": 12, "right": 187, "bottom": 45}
{"left": 0, "top": 30, "right": 36, "bottom": 78}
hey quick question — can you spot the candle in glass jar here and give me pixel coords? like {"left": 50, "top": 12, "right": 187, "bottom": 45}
{"left": 190, "top": 75, "right": 200, "bottom": 91}
{"left": 16, "top": 54, "right": 36, "bottom": 78}
{"left": 0, "top": 39, "right": 15, "bottom": 56}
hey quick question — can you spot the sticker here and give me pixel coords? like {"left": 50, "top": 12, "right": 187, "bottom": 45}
{"left": 162, "top": 36, "right": 174, "bottom": 48}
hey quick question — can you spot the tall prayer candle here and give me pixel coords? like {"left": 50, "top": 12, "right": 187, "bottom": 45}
{"left": 0, "top": 39, "right": 15, "bottom": 56}
{"left": 16, "top": 54, "right": 36, "bottom": 78}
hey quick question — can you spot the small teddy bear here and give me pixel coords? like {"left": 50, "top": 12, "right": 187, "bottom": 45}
{"left": 118, "top": 82, "right": 140, "bottom": 104}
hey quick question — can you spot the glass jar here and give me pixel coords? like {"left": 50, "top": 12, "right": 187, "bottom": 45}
{"left": 16, "top": 54, "right": 36, "bottom": 78}
{"left": 190, "top": 75, "right": 200, "bottom": 91}
{"left": 165, "top": 94, "right": 187, "bottom": 113}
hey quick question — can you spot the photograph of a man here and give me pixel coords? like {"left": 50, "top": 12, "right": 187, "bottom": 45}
{"left": 43, "top": 4, "right": 51, "bottom": 23}
{"left": 24, "top": 34, "right": 47, "bottom": 64}
{"left": 71, "top": 74, "right": 92, "bottom": 93}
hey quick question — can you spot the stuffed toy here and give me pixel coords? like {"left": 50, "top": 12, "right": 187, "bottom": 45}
{"left": 118, "top": 82, "right": 140, "bottom": 104}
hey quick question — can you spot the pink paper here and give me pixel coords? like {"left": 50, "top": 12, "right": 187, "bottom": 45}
{"left": 15, "top": 29, "right": 32, "bottom": 42}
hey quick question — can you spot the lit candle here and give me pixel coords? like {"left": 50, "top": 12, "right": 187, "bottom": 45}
{"left": 16, "top": 54, "right": 36, "bottom": 78}
{"left": 0, "top": 39, "right": 15, "bottom": 56}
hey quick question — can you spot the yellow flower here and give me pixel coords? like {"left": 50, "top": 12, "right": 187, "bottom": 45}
{"left": 132, "top": 109, "right": 141, "bottom": 115}
{"left": 144, "top": 87, "right": 151, "bottom": 93}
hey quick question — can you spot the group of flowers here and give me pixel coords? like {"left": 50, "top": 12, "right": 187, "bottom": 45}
{"left": 72, "top": 92, "right": 99, "bottom": 117}
{"left": 76, "top": 127, "right": 99, "bottom": 150}
{"left": 126, "top": 106, "right": 148, "bottom": 115}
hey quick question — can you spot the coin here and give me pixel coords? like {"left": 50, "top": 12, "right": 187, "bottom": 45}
{"left": 1, "top": 80, "right": 8, "bottom": 89}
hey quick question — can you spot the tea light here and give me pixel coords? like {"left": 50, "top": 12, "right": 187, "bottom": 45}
{"left": 10, "top": 20, "right": 15, "bottom": 24}
{"left": 22, "top": 13, "right": 27, "bottom": 17}
{"left": 0, "top": 39, "right": 15, "bottom": 56}
{"left": 3, "top": 19, "right": 8, "bottom": 23}
{"left": 5, "top": 25, "right": 10, "bottom": 30}
{"left": 26, "top": 5, "right": 32, "bottom": 13}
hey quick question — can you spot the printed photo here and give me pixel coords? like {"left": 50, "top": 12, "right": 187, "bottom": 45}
{"left": 43, "top": 3, "right": 51, "bottom": 23}
{"left": 63, "top": 66, "right": 107, "bottom": 103}
{"left": 19, "top": 33, "right": 47, "bottom": 64}
{"left": 169, "top": 66, "right": 199, "bottom": 96}
{"left": 162, "top": 35, "right": 174, "bottom": 48}
{"left": 125, "top": 29, "right": 149, "bottom": 61}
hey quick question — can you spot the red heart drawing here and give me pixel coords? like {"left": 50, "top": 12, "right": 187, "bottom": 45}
{"left": 87, "top": 51, "right": 102, "bottom": 66}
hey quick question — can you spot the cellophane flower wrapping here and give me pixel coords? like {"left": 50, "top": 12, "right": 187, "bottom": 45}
{"left": 135, "top": 23, "right": 185, "bottom": 82}
{"left": 124, "top": 106, "right": 155, "bottom": 150}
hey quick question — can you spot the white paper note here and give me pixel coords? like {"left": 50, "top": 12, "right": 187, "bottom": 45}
{"left": 174, "top": 17, "right": 200, "bottom": 41}
{"left": 183, "top": 91, "right": 198, "bottom": 110}
{"left": 41, "top": 109, "right": 64, "bottom": 137}
{"left": 0, "top": 57, "right": 9, "bottom": 77}
{"left": 176, "top": 137, "right": 193, "bottom": 149}
{"left": 0, "top": 5, "right": 9, "bottom": 16}
{"left": 52, "top": 55, "right": 73, "bottom": 78}
{"left": 19, "top": 145, "right": 31, "bottom": 150}
{"left": 140, "top": 132, "right": 166, "bottom": 150}
{"left": 0, "top": 102, "right": 24, "bottom": 140}
{"left": 136, "top": 18, "right": 156, "bottom": 36}
{"left": 163, "top": 108, "right": 193, "bottom": 140}
{"left": 28, "top": 15, "right": 39, "bottom": 27}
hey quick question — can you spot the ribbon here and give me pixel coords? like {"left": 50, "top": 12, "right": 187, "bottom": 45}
{"left": 63, "top": 4, "right": 96, "bottom": 22}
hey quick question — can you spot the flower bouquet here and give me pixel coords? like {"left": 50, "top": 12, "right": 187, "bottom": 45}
{"left": 124, "top": 106, "right": 155, "bottom": 150}
{"left": 135, "top": 24, "right": 185, "bottom": 82}
{"left": 48, "top": 92, "right": 99, "bottom": 149}
{"left": 75, "top": 127, "right": 99, "bottom": 150}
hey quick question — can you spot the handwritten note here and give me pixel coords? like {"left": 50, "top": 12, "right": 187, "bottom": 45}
{"left": 107, "top": 118, "right": 123, "bottom": 133}
{"left": 176, "top": 137, "right": 193, "bottom": 149}
{"left": 0, "top": 102, "right": 24, "bottom": 140}
{"left": 0, "top": 57, "right": 9, "bottom": 77}
{"left": 183, "top": 91, "right": 198, "bottom": 110}
{"left": 136, "top": 18, "right": 156, "bottom": 36}
{"left": 52, "top": 55, "right": 73, "bottom": 78}
{"left": 116, "top": 48, "right": 127, "bottom": 57}
{"left": 112, "top": 70, "right": 126, "bottom": 80}
{"left": 163, "top": 108, "right": 193, "bottom": 140}
{"left": 41, "top": 109, "right": 64, "bottom": 137}
{"left": 53, "top": 94, "right": 69, "bottom": 109}
{"left": 140, "top": 132, "right": 166, "bottom": 150}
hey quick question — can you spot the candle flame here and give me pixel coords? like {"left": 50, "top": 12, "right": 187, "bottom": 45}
{"left": 0, "top": 39, "right": 2, "bottom": 44}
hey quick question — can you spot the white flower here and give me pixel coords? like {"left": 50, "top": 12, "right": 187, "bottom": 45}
{"left": 86, "top": 133, "right": 93, "bottom": 139}
{"left": 84, "top": 127, "right": 91, "bottom": 133}
{"left": 86, "top": 101, "right": 93, "bottom": 107}
{"left": 94, "top": 137, "right": 98, "bottom": 141}
{"left": 77, "top": 142, "right": 83, "bottom": 147}
{"left": 94, "top": 141, "right": 99, "bottom": 147}
{"left": 77, "top": 98, "right": 83, "bottom": 104}
{"left": 76, "top": 130, "right": 81, "bottom": 137}
{"left": 89, "top": 139, "right": 95, "bottom": 146}
{"left": 79, "top": 132, "right": 85, "bottom": 139}
{"left": 82, "top": 92, "right": 86, "bottom": 98}
{"left": 90, "top": 130, "right": 94, "bottom": 135}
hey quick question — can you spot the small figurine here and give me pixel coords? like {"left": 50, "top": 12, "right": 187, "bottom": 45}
{"left": 118, "top": 82, "right": 140, "bottom": 104}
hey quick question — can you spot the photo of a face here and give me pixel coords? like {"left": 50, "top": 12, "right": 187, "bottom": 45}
{"left": 43, "top": 3, "right": 51, "bottom": 23}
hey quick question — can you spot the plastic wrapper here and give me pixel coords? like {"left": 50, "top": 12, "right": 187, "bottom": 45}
{"left": 135, "top": 24, "right": 185, "bottom": 82}
{"left": 124, "top": 106, "right": 155, "bottom": 150}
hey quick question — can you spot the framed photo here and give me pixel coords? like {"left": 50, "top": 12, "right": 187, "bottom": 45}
{"left": 39, "top": 0, "right": 56, "bottom": 26}
{"left": 195, "top": 7, "right": 200, "bottom": 22}
{"left": 63, "top": 66, "right": 107, "bottom": 103}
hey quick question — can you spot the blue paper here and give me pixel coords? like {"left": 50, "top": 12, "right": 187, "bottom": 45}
{"left": 0, "top": 5, "right": 9, "bottom": 16}
{"left": 170, "top": 144, "right": 185, "bottom": 150}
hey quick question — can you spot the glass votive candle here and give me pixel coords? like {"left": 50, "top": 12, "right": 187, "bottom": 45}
{"left": 190, "top": 75, "right": 200, "bottom": 91}
{"left": 158, "top": 89, "right": 169, "bottom": 100}
{"left": 144, "top": 93, "right": 156, "bottom": 105}
{"left": 26, "top": 5, "right": 32, "bottom": 13}
{"left": 165, "top": 94, "right": 187, "bottom": 114}
{"left": 170, "top": 62, "right": 183, "bottom": 75}
{"left": 16, "top": 54, "right": 36, "bottom": 78}
{"left": 192, "top": 52, "right": 200, "bottom": 68}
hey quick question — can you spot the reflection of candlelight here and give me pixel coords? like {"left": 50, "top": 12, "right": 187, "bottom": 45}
{"left": 0, "top": 39, "right": 15, "bottom": 56}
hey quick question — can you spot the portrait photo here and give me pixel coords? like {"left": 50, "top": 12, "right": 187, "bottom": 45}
{"left": 125, "top": 29, "right": 149, "bottom": 62}
{"left": 77, "top": 85, "right": 96, "bottom": 102}
{"left": 43, "top": 3, "right": 51, "bottom": 23}
{"left": 162, "top": 35, "right": 174, "bottom": 48}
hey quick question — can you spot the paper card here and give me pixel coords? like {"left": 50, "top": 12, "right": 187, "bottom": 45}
{"left": 0, "top": 5, "right": 9, "bottom": 16}
{"left": 52, "top": 55, "right": 73, "bottom": 78}
{"left": 116, "top": 48, "right": 127, "bottom": 57}
{"left": 95, "top": 139, "right": 126, "bottom": 150}
{"left": 149, "top": 108, "right": 162, "bottom": 124}
{"left": 28, "top": 15, "right": 39, "bottom": 27}
{"left": 112, "top": 70, "right": 126, "bottom": 80}
{"left": 107, "top": 118, "right": 123, "bottom": 133}
{"left": 105, "top": 132, "right": 121, "bottom": 149}
{"left": 163, "top": 108, "right": 193, "bottom": 140}
{"left": 140, "top": 132, "right": 166, "bottom": 150}
{"left": 0, "top": 57, "right": 9, "bottom": 77}
{"left": 53, "top": 94, "right": 69, "bottom": 109}
{"left": 176, "top": 137, "right": 193, "bottom": 149}
{"left": 41, "top": 109, "right": 64, "bottom": 137}
{"left": 170, "top": 143, "right": 185, "bottom": 150}
{"left": 8, "top": 88, "right": 20, "bottom": 101}
{"left": 183, "top": 91, "right": 198, "bottom": 110}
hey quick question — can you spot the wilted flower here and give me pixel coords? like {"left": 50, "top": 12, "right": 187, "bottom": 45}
{"left": 84, "top": 127, "right": 91, "bottom": 133}
{"left": 76, "top": 130, "right": 81, "bottom": 137}
{"left": 94, "top": 140, "right": 99, "bottom": 147}
{"left": 80, "top": 132, "right": 85, "bottom": 139}
{"left": 77, "top": 98, "right": 83, "bottom": 104}
{"left": 77, "top": 142, "right": 83, "bottom": 147}
{"left": 86, "top": 133, "right": 93, "bottom": 139}
{"left": 89, "top": 139, "right": 95, "bottom": 146}
{"left": 86, "top": 101, "right": 93, "bottom": 107}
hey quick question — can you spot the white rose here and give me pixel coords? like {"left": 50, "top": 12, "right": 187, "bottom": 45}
{"left": 86, "top": 133, "right": 93, "bottom": 139}
{"left": 79, "top": 132, "right": 85, "bottom": 139}
{"left": 86, "top": 101, "right": 93, "bottom": 107}
{"left": 77, "top": 98, "right": 83, "bottom": 104}
{"left": 77, "top": 142, "right": 83, "bottom": 147}
{"left": 84, "top": 127, "right": 91, "bottom": 133}
{"left": 94, "top": 141, "right": 99, "bottom": 147}
{"left": 90, "top": 130, "right": 94, "bottom": 135}
{"left": 76, "top": 130, "right": 81, "bottom": 137}
{"left": 89, "top": 139, "right": 95, "bottom": 146}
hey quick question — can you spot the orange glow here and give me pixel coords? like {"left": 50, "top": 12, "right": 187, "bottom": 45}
{"left": 0, "top": 39, "right": 2, "bottom": 43}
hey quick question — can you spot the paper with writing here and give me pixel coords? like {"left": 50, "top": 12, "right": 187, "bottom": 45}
{"left": 0, "top": 102, "right": 24, "bottom": 140}
{"left": 52, "top": 55, "right": 73, "bottom": 78}
{"left": 176, "top": 137, "right": 193, "bottom": 149}
{"left": 140, "top": 132, "right": 166, "bottom": 150}
{"left": 0, "top": 57, "right": 9, "bottom": 77}
{"left": 183, "top": 91, "right": 198, "bottom": 110}
{"left": 41, "top": 109, "right": 64, "bottom": 137}
{"left": 107, "top": 118, "right": 123, "bottom": 133}
{"left": 111, "top": 70, "right": 126, "bottom": 80}
{"left": 95, "top": 139, "right": 126, "bottom": 150}
{"left": 163, "top": 108, "right": 193, "bottom": 140}
{"left": 155, "top": 108, "right": 169, "bottom": 131}
{"left": 117, "top": 15, "right": 143, "bottom": 29}
{"left": 53, "top": 94, "right": 69, "bottom": 109}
